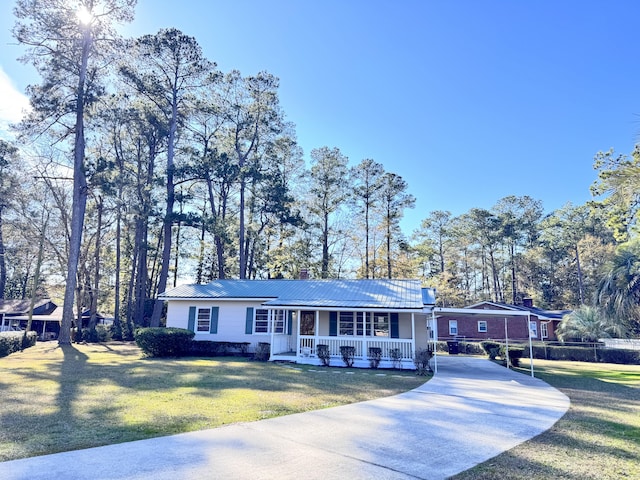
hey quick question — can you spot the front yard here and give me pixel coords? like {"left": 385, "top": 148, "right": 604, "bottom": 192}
{"left": 0, "top": 342, "right": 427, "bottom": 462}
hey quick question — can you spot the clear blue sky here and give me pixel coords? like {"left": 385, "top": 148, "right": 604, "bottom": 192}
{"left": 1, "top": 0, "right": 639, "bottom": 234}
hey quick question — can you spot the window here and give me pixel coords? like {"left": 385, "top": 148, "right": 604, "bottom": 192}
{"left": 373, "top": 313, "right": 389, "bottom": 337}
{"left": 540, "top": 322, "right": 548, "bottom": 339}
{"left": 339, "top": 312, "right": 354, "bottom": 335}
{"left": 254, "top": 309, "right": 287, "bottom": 334}
{"left": 477, "top": 320, "right": 487, "bottom": 333}
{"left": 529, "top": 320, "right": 538, "bottom": 338}
{"left": 197, "top": 308, "right": 212, "bottom": 333}
{"left": 449, "top": 320, "right": 458, "bottom": 336}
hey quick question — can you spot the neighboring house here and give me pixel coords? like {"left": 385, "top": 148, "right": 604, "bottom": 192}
{"left": 159, "top": 279, "right": 437, "bottom": 369}
{"left": 435, "top": 299, "right": 570, "bottom": 342}
{"left": 0, "top": 299, "right": 59, "bottom": 338}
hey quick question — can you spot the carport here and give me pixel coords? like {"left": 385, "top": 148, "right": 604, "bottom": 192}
{"left": 430, "top": 307, "right": 535, "bottom": 377}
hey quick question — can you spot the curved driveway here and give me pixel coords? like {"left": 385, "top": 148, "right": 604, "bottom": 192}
{"left": 1, "top": 356, "right": 569, "bottom": 480}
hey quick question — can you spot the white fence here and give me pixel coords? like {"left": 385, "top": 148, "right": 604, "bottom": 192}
{"left": 600, "top": 338, "right": 640, "bottom": 351}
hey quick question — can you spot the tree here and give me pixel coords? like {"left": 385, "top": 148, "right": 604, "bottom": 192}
{"left": 557, "top": 305, "right": 626, "bottom": 360}
{"left": 120, "top": 28, "right": 215, "bottom": 326}
{"left": 596, "top": 239, "right": 640, "bottom": 335}
{"left": 379, "top": 173, "right": 415, "bottom": 279}
{"left": 351, "top": 159, "right": 385, "bottom": 278}
{"left": 13, "top": 0, "right": 137, "bottom": 345}
{"left": 416, "top": 210, "right": 453, "bottom": 276}
{"left": 591, "top": 146, "right": 640, "bottom": 242}
{"left": 0, "top": 140, "right": 20, "bottom": 299}
{"left": 308, "top": 147, "right": 350, "bottom": 278}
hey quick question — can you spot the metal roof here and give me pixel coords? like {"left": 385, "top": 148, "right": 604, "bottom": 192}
{"left": 159, "top": 279, "right": 428, "bottom": 310}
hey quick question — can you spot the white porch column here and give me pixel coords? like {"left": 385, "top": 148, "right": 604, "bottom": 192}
{"left": 296, "top": 309, "right": 301, "bottom": 357}
{"left": 411, "top": 312, "right": 416, "bottom": 359}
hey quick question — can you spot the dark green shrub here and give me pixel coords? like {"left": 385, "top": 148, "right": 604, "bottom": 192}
{"left": 480, "top": 341, "right": 502, "bottom": 358}
{"left": 0, "top": 331, "right": 37, "bottom": 358}
{"left": 389, "top": 348, "right": 403, "bottom": 369}
{"left": 134, "top": 327, "right": 195, "bottom": 357}
{"left": 458, "top": 342, "right": 485, "bottom": 355}
{"left": 368, "top": 347, "right": 382, "bottom": 369}
{"left": 414, "top": 347, "right": 433, "bottom": 376}
{"left": 317, "top": 344, "right": 330, "bottom": 366}
{"left": 340, "top": 345, "right": 355, "bottom": 367}
{"left": 499, "top": 345, "right": 524, "bottom": 367}
{"left": 598, "top": 348, "right": 640, "bottom": 365}
{"left": 254, "top": 342, "right": 270, "bottom": 361}
{"left": 188, "top": 341, "right": 251, "bottom": 357}
{"left": 81, "top": 325, "right": 112, "bottom": 343}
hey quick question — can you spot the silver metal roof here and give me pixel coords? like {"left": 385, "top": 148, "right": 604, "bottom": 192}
{"left": 159, "top": 279, "right": 428, "bottom": 310}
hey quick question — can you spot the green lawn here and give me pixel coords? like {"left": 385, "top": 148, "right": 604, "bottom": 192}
{"left": 451, "top": 359, "right": 640, "bottom": 480}
{"left": 0, "top": 342, "right": 427, "bottom": 462}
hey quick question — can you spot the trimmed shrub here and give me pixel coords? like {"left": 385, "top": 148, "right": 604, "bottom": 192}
{"left": 317, "top": 344, "right": 330, "bottom": 366}
{"left": 599, "top": 348, "right": 640, "bottom": 365}
{"left": 389, "top": 348, "right": 403, "bottom": 369}
{"left": 340, "top": 345, "right": 356, "bottom": 367}
{"left": 414, "top": 348, "right": 433, "bottom": 376}
{"left": 254, "top": 342, "right": 270, "bottom": 361}
{"left": 457, "top": 341, "right": 485, "bottom": 355}
{"left": 187, "top": 341, "right": 251, "bottom": 357}
{"left": 0, "top": 331, "right": 37, "bottom": 358}
{"left": 480, "top": 341, "right": 502, "bottom": 359}
{"left": 368, "top": 347, "right": 382, "bottom": 369}
{"left": 499, "top": 345, "right": 524, "bottom": 367}
{"left": 134, "top": 327, "right": 194, "bottom": 357}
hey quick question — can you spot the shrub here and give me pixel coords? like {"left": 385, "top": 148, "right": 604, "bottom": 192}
{"left": 368, "top": 347, "right": 382, "bottom": 369}
{"left": 457, "top": 341, "right": 484, "bottom": 355}
{"left": 599, "top": 348, "right": 640, "bottom": 365}
{"left": 480, "top": 341, "right": 502, "bottom": 359}
{"left": 340, "top": 345, "right": 355, "bottom": 367}
{"left": 81, "top": 325, "right": 112, "bottom": 343}
{"left": 316, "top": 344, "right": 330, "bottom": 366}
{"left": 389, "top": 348, "right": 403, "bottom": 369}
{"left": 0, "top": 331, "right": 37, "bottom": 358}
{"left": 499, "top": 345, "right": 524, "bottom": 367}
{"left": 414, "top": 347, "right": 433, "bottom": 376}
{"left": 254, "top": 342, "right": 270, "bottom": 361}
{"left": 134, "top": 327, "right": 194, "bottom": 357}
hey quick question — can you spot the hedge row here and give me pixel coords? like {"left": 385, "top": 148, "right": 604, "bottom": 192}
{"left": 134, "top": 328, "right": 258, "bottom": 359}
{"left": 522, "top": 344, "right": 640, "bottom": 364}
{"left": 0, "top": 331, "right": 37, "bottom": 358}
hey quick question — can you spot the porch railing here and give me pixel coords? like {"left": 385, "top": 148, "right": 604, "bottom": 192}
{"left": 298, "top": 335, "right": 414, "bottom": 360}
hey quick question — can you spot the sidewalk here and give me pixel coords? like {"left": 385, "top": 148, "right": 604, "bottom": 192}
{"left": 0, "top": 356, "right": 570, "bottom": 480}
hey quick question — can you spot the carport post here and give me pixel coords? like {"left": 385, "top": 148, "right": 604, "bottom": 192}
{"left": 527, "top": 312, "right": 534, "bottom": 377}
{"left": 431, "top": 310, "right": 438, "bottom": 374}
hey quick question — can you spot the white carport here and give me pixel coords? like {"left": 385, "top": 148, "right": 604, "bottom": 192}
{"left": 430, "top": 307, "right": 535, "bottom": 377}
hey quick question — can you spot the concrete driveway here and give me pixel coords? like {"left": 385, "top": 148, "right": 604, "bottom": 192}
{"left": 0, "top": 356, "right": 569, "bottom": 480}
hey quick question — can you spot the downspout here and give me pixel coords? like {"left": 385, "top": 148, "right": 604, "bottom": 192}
{"left": 411, "top": 312, "right": 416, "bottom": 365}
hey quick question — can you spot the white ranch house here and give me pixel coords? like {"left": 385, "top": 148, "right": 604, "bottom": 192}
{"left": 159, "top": 279, "right": 437, "bottom": 369}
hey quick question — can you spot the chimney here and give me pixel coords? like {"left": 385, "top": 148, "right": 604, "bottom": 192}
{"left": 522, "top": 298, "right": 533, "bottom": 308}
{"left": 299, "top": 268, "right": 309, "bottom": 280}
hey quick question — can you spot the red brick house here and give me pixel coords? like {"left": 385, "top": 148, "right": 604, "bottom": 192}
{"left": 434, "top": 300, "right": 569, "bottom": 343}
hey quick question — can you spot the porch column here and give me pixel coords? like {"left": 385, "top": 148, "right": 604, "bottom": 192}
{"left": 411, "top": 312, "right": 416, "bottom": 360}
{"left": 296, "top": 309, "right": 301, "bottom": 357}
{"left": 269, "top": 309, "right": 276, "bottom": 360}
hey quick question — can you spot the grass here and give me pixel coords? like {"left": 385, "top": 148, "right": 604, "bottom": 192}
{"left": 0, "top": 342, "right": 427, "bottom": 462}
{"left": 451, "top": 359, "right": 640, "bottom": 480}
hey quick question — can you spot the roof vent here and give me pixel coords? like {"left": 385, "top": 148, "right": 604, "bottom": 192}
{"left": 299, "top": 268, "right": 309, "bottom": 280}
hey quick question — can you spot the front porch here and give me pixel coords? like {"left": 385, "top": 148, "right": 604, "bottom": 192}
{"left": 269, "top": 334, "right": 419, "bottom": 369}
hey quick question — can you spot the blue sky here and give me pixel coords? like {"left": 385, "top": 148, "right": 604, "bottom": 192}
{"left": 1, "top": 0, "right": 639, "bottom": 234}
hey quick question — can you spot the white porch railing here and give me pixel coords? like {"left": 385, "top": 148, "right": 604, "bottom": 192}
{"left": 298, "top": 335, "right": 414, "bottom": 360}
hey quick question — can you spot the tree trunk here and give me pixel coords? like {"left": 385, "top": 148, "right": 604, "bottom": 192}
{"left": 59, "top": 27, "right": 91, "bottom": 346}
{"left": 0, "top": 205, "right": 6, "bottom": 299}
